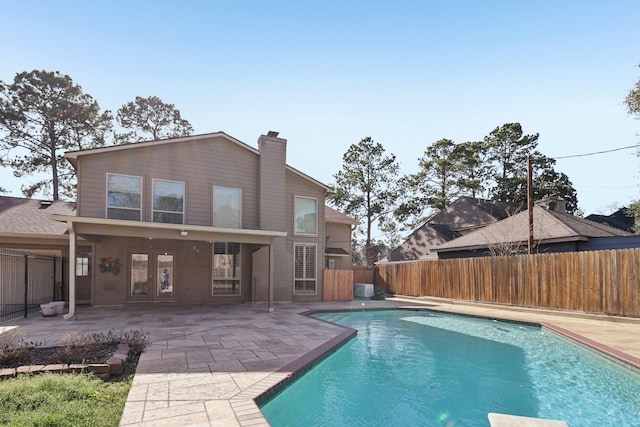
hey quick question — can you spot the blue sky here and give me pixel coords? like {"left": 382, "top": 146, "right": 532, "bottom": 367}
{"left": 2, "top": 1, "right": 640, "bottom": 234}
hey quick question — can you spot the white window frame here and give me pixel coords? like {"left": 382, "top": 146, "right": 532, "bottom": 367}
{"left": 106, "top": 173, "right": 142, "bottom": 221}
{"left": 212, "top": 242, "right": 241, "bottom": 296}
{"left": 76, "top": 256, "right": 90, "bottom": 277}
{"left": 152, "top": 179, "right": 185, "bottom": 224}
{"left": 294, "top": 196, "right": 318, "bottom": 236}
{"left": 294, "top": 243, "right": 317, "bottom": 295}
{"left": 213, "top": 186, "right": 242, "bottom": 228}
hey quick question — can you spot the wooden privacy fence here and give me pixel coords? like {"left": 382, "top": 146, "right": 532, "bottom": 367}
{"left": 323, "top": 270, "right": 354, "bottom": 301}
{"left": 376, "top": 248, "right": 640, "bottom": 318}
{"left": 323, "top": 267, "right": 376, "bottom": 301}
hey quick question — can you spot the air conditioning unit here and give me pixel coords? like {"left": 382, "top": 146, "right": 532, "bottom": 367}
{"left": 354, "top": 283, "right": 374, "bottom": 298}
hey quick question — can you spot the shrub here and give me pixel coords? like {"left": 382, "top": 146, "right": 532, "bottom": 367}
{"left": 91, "top": 329, "right": 149, "bottom": 354}
{"left": 371, "top": 287, "right": 386, "bottom": 300}
{"left": 55, "top": 332, "right": 100, "bottom": 364}
{"left": 0, "top": 330, "right": 30, "bottom": 367}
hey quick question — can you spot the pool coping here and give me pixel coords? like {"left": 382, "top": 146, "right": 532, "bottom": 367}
{"left": 255, "top": 305, "right": 640, "bottom": 418}
{"left": 541, "top": 323, "right": 640, "bottom": 374}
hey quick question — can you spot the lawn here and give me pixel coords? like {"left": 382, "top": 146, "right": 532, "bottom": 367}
{"left": 0, "top": 373, "right": 130, "bottom": 427}
{"left": 0, "top": 329, "right": 147, "bottom": 427}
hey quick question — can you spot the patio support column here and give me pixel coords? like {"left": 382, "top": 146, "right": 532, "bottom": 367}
{"left": 64, "top": 222, "right": 77, "bottom": 320}
{"left": 268, "top": 239, "right": 274, "bottom": 313}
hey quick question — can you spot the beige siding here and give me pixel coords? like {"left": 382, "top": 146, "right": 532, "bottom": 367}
{"left": 285, "top": 170, "right": 326, "bottom": 303}
{"left": 92, "top": 237, "right": 254, "bottom": 305}
{"left": 325, "top": 221, "right": 352, "bottom": 270}
{"left": 76, "top": 136, "right": 260, "bottom": 228}
{"left": 73, "top": 133, "right": 330, "bottom": 305}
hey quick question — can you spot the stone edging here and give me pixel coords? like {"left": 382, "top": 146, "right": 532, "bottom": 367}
{"left": 0, "top": 343, "right": 130, "bottom": 381}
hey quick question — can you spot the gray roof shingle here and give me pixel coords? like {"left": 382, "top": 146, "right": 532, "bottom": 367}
{"left": 436, "top": 206, "right": 631, "bottom": 253}
{"left": 384, "top": 197, "right": 522, "bottom": 262}
{"left": 0, "top": 196, "right": 76, "bottom": 236}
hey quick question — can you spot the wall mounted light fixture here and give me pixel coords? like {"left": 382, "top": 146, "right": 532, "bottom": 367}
{"left": 180, "top": 230, "right": 188, "bottom": 237}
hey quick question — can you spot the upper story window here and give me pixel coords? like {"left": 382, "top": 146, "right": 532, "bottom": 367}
{"left": 153, "top": 179, "right": 185, "bottom": 224}
{"left": 213, "top": 186, "right": 241, "bottom": 228}
{"left": 107, "top": 174, "right": 142, "bottom": 221}
{"left": 294, "top": 196, "right": 317, "bottom": 235}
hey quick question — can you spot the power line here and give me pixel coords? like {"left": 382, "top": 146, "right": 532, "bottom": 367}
{"left": 552, "top": 145, "right": 637, "bottom": 159}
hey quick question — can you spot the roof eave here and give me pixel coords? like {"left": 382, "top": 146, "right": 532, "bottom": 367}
{"left": 51, "top": 215, "right": 287, "bottom": 244}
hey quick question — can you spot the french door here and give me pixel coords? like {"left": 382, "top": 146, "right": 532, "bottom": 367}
{"left": 128, "top": 251, "right": 176, "bottom": 301}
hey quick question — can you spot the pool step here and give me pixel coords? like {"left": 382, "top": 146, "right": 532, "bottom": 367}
{"left": 488, "top": 413, "right": 569, "bottom": 427}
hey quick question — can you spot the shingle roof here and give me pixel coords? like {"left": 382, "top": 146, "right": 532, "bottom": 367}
{"left": 585, "top": 208, "right": 635, "bottom": 232}
{"left": 383, "top": 197, "right": 522, "bottom": 262}
{"left": 0, "top": 196, "right": 76, "bottom": 236}
{"left": 324, "top": 205, "right": 357, "bottom": 224}
{"left": 436, "top": 206, "right": 631, "bottom": 253}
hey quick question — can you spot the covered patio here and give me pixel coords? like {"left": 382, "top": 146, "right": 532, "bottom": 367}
{"left": 51, "top": 214, "right": 288, "bottom": 318}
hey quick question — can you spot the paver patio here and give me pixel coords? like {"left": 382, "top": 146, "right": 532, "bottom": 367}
{"left": 3, "top": 297, "right": 640, "bottom": 426}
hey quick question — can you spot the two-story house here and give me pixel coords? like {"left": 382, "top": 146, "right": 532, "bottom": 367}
{"left": 50, "top": 131, "right": 332, "bottom": 318}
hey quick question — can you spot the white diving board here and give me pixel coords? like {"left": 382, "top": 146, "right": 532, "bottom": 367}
{"left": 488, "top": 413, "right": 569, "bottom": 427}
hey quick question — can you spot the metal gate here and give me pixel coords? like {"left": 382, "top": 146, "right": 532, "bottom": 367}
{"left": 0, "top": 248, "right": 64, "bottom": 321}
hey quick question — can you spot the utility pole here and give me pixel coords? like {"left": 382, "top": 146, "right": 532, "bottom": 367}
{"left": 527, "top": 156, "right": 534, "bottom": 254}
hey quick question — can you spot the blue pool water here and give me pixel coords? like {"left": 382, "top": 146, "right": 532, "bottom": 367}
{"left": 260, "top": 310, "right": 640, "bottom": 426}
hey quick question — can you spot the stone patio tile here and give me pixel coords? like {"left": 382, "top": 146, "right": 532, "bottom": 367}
{"left": 239, "top": 418, "right": 270, "bottom": 426}
{"left": 143, "top": 401, "right": 206, "bottom": 421}
{"left": 211, "top": 349, "right": 256, "bottom": 362}
{"left": 169, "top": 372, "right": 234, "bottom": 389}
{"left": 146, "top": 382, "right": 169, "bottom": 401}
{"left": 204, "top": 400, "right": 241, "bottom": 427}
{"left": 209, "top": 360, "right": 248, "bottom": 373}
{"left": 169, "top": 380, "right": 240, "bottom": 400}
{"left": 229, "top": 371, "right": 272, "bottom": 390}
{"left": 252, "top": 350, "right": 278, "bottom": 361}
{"left": 186, "top": 362, "right": 212, "bottom": 371}
{"left": 135, "top": 357, "right": 189, "bottom": 374}
{"left": 125, "top": 383, "right": 148, "bottom": 400}
{"left": 132, "top": 372, "right": 203, "bottom": 386}
{"left": 119, "top": 400, "right": 145, "bottom": 425}
{"left": 144, "top": 400, "right": 169, "bottom": 410}
{"left": 186, "top": 350, "right": 215, "bottom": 364}
{"left": 241, "top": 359, "right": 288, "bottom": 371}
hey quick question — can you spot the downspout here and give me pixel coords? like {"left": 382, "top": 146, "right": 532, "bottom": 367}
{"left": 64, "top": 221, "right": 77, "bottom": 320}
{"left": 268, "top": 239, "right": 274, "bottom": 313}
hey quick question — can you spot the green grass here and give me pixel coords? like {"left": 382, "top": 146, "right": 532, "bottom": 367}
{"left": 0, "top": 373, "right": 131, "bottom": 427}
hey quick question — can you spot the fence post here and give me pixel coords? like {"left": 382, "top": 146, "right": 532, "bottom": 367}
{"left": 23, "top": 252, "right": 29, "bottom": 318}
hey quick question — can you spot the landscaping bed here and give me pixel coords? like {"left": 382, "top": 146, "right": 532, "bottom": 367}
{"left": 0, "top": 330, "right": 147, "bottom": 381}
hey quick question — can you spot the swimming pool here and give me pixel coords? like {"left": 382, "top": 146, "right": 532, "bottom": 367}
{"left": 260, "top": 309, "right": 640, "bottom": 426}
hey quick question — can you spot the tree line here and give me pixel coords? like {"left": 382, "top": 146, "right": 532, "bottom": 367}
{"left": 2, "top": 66, "right": 639, "bottom": 265}
{"left": 332, "top": 63, "right": 640, "bottom": 265}
{"left": 329, "top": 124, "right": 578, "bottom": 265}
{"left": 0, "top": 70, "right": 193, "bottom": 200}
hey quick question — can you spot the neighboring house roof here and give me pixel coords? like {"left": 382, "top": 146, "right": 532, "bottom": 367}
{"left": 436, "top": 206, "right": 631, "bottom": 254}
{"left": 65, "top": 131, "right": 331, "bottom": 192}
{"left": 585, "top": 208, "right": 635, "bottom": 232}
{"left": 324, "top": 205, "right": 357, "bottom": 224}
{"left": 383, "top": 197, "right": 522, "bottom": 262}
{"left": 0, "top": 196, "right": 76, "bottom": 237}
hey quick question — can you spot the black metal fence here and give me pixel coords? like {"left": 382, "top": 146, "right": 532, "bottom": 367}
{"left": 0, "top": 248, "right": 64, "bottom": 322}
